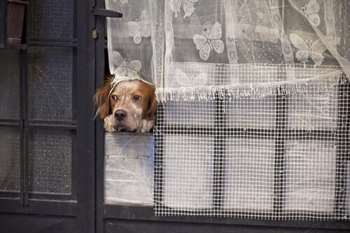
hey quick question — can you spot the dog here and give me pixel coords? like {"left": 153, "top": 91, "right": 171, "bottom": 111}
{"left": 95, "top": 69, "right": 157, "bottom": 133}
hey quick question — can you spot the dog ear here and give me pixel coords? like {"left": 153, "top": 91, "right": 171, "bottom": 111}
{"left": 145, "top": 87, "right": 157, "bottom": 120}
{"left": 94, "top": 78, "right": 112, "bottom": 119}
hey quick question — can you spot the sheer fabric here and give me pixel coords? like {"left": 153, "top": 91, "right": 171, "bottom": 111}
{"left": 106, "top": 0, "right": 349, "bottom": 98}
{"left": 105, "top": 0, "right": 350, "bottom": 219}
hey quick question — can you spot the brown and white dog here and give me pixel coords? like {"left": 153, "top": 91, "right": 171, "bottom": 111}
{"left": 95, "top": 72, "right": 157, "bottom": 133}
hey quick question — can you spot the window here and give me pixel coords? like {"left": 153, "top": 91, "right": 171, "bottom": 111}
{"left": 0, "top": 0, "right": 77, "bottom": 205}
{"left": 105, "top": 133, "right": 154, "bottom": 206}
{"left": 154, "top": 67, "right": 350, "bottom": 220}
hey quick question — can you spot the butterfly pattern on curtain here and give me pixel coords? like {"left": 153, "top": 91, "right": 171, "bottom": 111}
{"left": 105, "top": 0, "right": 350, "bottom": 220}
{"left": 106, "top": 0, "right": 349, "bottom": 91}
{"left": 169, "top": 0, "right": 198, "bottom": 18}
{"left": 193, "top": 22, "right": 225, "bottom": 61}
{"left": 128, "top": 10, "right": 151, "bottom": 45}
{"left": 289, "top": 33, "right": 326, "bottom": 66}
{"left": 110, "top": 51, "right": 142, "bottom": 75}
{"left": 301, "top": 0, "right": 321, "bottom": 27}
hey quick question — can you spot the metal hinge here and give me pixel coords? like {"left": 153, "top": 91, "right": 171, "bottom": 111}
{"left": 93, "top": 9, "right": 122, "bottom": 18}
{"left": 92, "top": 8, "right": 122, "bottom": 39}
{"left": 91, "top": 29, "right": 98, "bottom": 40}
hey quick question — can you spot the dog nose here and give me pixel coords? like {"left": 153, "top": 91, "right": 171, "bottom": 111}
{"left": 115, "top": 110, "right": 127, "bottom": 121}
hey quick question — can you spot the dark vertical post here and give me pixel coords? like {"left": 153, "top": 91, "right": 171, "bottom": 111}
{"left": 76, "top": 0, "right": 97, "bottom": 232}
{"left": 70, "top": 0, "right": 78, "bottom": 201}
{"left": 274, "top": 86, "right": 287, "bottom": 216}
{"left": 154, "top": 103, "right": 165, "bottom": 213}
{"left": 0, "top": 0, "right": 7, "bottom": 48}
{"left": 212, "top": 91, "right": 226, "bottom": 213}
{"left": 95, "top": 1, "right": 107, "bottom": 232}
{"left": 19, "top": 46, "right": 28, "bottom": 206}
{"left": 335, "top": 73, "right": 349, "bottom": 218}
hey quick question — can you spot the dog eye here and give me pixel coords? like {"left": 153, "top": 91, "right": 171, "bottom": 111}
{"left": 111, "top": 95, "right": 119, "bottom": 101}
{"left": 133, "top": 95, "right": 142, "bottom": 102}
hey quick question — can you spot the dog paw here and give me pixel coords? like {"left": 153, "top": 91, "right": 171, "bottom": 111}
{"left": 139, "top": 119, "right": 154, "bottom": 133}
{"left": 104, "top": 115, "right": 116, "bottom": 133}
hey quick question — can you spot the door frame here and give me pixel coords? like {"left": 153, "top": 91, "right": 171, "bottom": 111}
{"left": 0, "top": 0, "right": 96, "bottom": 232}
{"left": 92, "top": 1, "right": 350, "bottom": 233}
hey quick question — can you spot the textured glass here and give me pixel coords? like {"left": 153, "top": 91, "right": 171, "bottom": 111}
{"left": 0, "top": 50, "right": 20, "bottom": 119}
{"left": 226, "top": 96, "right": 276, "bottom": 129}
{"left": 0, "top": 127, "right": 20, "bottom": 192}
{"left": 162, "top": 135, "right": 214, "bottom": 211}
{"left": 285, "top": 140, "right": 336, "bottom": 213}
{"left": 28, "top": 130, "right": 72, "bottom": 194}
{"left": 27, "top": 0, "right": 74, "bottom": 40}
{"left": 165, "top": 100, "right": 216, "bottom": 126}
{"left": 105, "top": 133, "right": 154, "bottom": 205}
{"left": 224, "top": 139, "right": 275, "bottom": 212}
{"left": 288, "top": 84, "right": 338, "bottom": 130}
{"left": 28, "top": 47, "right": 73, "bottom": 121}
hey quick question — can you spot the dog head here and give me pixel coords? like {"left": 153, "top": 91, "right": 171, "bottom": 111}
{"left": 95, "top": 75, "right": 157, "bottom": 133}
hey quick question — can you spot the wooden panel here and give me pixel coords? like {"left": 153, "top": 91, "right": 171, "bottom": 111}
{"left": 0, "top": 214, "right": 77, "bottom": 233}
{"left": 105, "top": 219, "right": 349, "bottom": 233}
{"left": 0, "top": 0, "right": 7, "bottom": 48}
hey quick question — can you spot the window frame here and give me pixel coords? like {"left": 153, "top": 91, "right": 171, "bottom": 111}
{"left": 0, "top": 0, "right": 90, "bottom": 220}
{"left": 95, "top": 0, "right": 350, "bottom": 232}
{"left": 154, "top": 74, "right": 349, "bottom": 217}
{"left": 101, "top": 77, "right": 350, "bottom": 231}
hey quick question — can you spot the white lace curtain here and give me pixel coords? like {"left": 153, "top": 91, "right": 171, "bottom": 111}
{"left": 106, "top": 0, "right": 350, "bottom": 100}
{"left": 105, "top": 1, "right": 350, "bottom": 219}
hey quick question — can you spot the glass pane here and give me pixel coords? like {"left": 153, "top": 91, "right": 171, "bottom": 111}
{"left": 285, "top": 140, "right": 336, "bottom": 213}
{"left": 28, "top": 129, "right": 72, "bottom": 195}
{"left": 0, "top": 50, "right": 20, "bottom": 119}
{"left": 28, "top": 0, "right": 74, "bottom": 40}
{"left": 226, "top": 96, "right": 276, "bottom": 129}
{"left": 164, "top": 100, "right": 216, "bottom": 126}
{"left": 28, "top": 47, "right": 73, "bottom": 121}
{"left": 162, "top": 135, "right": 214, "bottom": 209}
{"left": 0, "top": 127, "right": 20, "bottom": 192}
{"left": 288, "top": 83, "right": 338, "bottom": 130}
{"left": 224, "top": 138, "right": 275, "bottom": 212}
{"left": 105, "top": 133, "right": 154, "bottom": 205}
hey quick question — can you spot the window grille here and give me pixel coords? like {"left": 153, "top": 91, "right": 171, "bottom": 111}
{"left": 154, "top": 65, "right": 350, "bottom": 220}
